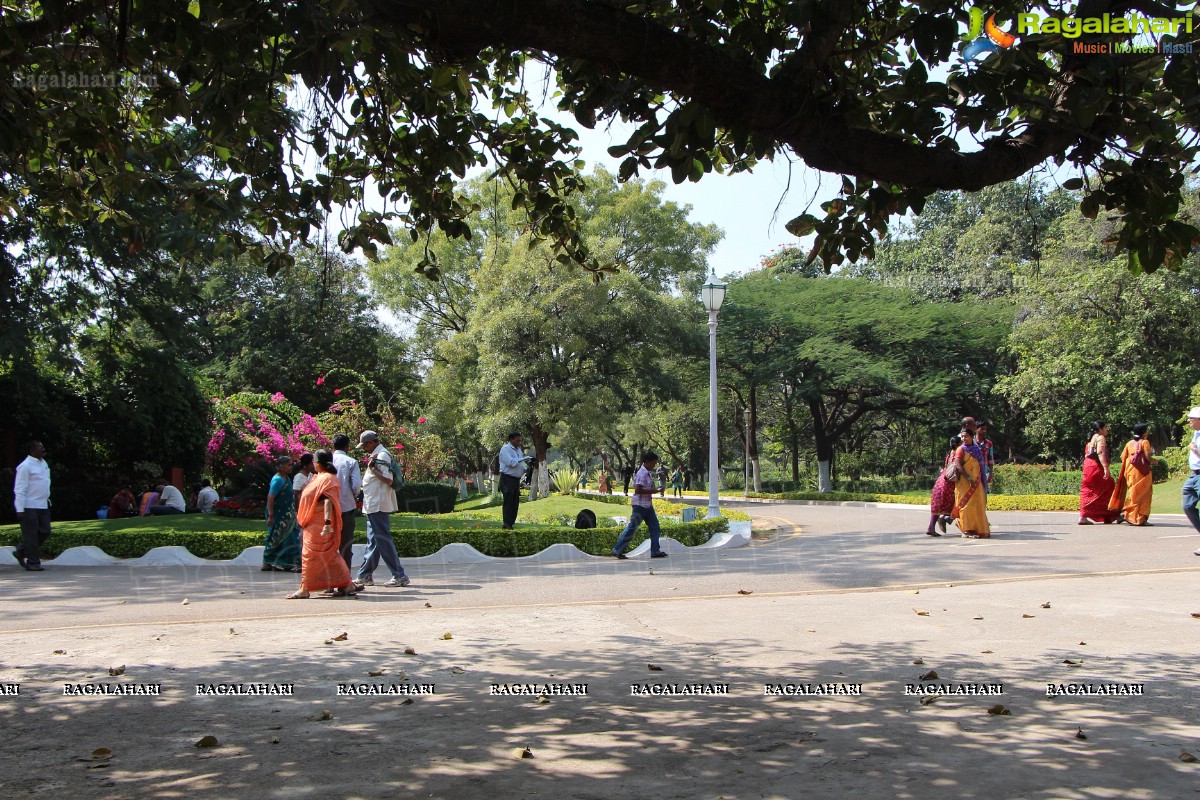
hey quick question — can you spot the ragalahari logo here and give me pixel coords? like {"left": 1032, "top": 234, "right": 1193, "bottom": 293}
{"left": 961, "top": 7, "right": 1018, "bottom": 60}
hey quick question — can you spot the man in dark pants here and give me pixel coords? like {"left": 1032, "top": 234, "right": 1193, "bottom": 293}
{"left": 498, "top": 432, "right": 532, "bottom": 530}
{"left": 622, "top": 464, "right": 634, "bottom": 496}
{"left": 13, "top": 440, "right": 51, "bottom": 572}
{"left": 331, "top": 433, "right": 363, "bottom": 570}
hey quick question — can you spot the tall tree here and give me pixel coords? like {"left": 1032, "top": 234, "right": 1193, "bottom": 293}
{"left": 5, "top": 2, "right": 1197, "bottom": 274}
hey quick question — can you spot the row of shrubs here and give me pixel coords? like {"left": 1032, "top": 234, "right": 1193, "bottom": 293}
{"left": 751, "top": 490, "right": 1081, "bottom": 512}
{"left": 1, "top": 517, "right": 730, "bottom": 560}
{"left": 570, "top": 492, "right": 752, "bottom": 522}
{"left": 214, "top": 482, "right": 461, "bottom": 519}
{"left": 759, "top": 459, "right": 1171, "bottom": 497}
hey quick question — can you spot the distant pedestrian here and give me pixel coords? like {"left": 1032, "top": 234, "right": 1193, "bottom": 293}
{"left": 196, "top": 479, "right": 220, "bottom": 514}
{"left": 1182, "top": 408, "right": 1200, "bottom": 556}
{"left": 498, "top": 432, "right": 532, "bottom": 530}
{"left": 292, "top": 452, "right": 314, "bottom": 507}
{"left": 683, "top": 467, "right": 693, "bottom": 491}
{"left": 355, "top": 430, "right": 410, "bottom": 587}
{"left": 597, "top": 469, "right": 610, "bottom": 495}
{"left": 951, "top": 429, "right": 990, "bottom": 538}
{"left": 622, "top": 464, "right": 634, "bottom": 496}
{"left": 1079, "top": 420, "right": 1119, "bottom": 525}
{"left": 611, "top": 452, "right": 667, "bottom": 559}
{"left": 925, "top": 435, "right": 961, "bottom": 536}
{"left": 976, "top": 420, "right": 995, "bottom": 492}
{"left": 670, "top": 467, "right": 683, "bottom": 498}
{"left": 263, "top": 456, "right": 301, "bottom": 572}
{"left": 331, "top": 434, "right": 363, "bottom": 571}
{"left": 1109, "top": 423, "right": 1154, "bottom": 526}
{"left": 13, "top": 440, "right": 51, "bottom": 571}
{"left": 655, "top": 463, "right": 668, "bottom": 497}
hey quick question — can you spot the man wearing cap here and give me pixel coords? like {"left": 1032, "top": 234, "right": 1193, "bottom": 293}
{"left": 1182, "top": 408, "right": 1200, "bottom": 555}
{"left": 355, "top": 430, "right": 410, "bottom": 587}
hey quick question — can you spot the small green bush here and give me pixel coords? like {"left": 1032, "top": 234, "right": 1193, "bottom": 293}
{"left": 396, "top": 482, "right": 460, "bottom": 514}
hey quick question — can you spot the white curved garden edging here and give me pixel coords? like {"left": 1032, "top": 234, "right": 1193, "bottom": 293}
{"left": 1, "top": 527, "right": 748, "bottom": 568}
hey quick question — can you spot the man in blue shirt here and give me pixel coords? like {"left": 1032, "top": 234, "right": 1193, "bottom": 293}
{"left": 1183, "top": 407, "right": 1200, "bottom": 556}
{"left": 498, "top": 432, "right": 532, "bottom": 530}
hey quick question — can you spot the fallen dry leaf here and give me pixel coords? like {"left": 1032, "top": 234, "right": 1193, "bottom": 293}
{"left": 513, "top": 747, "right": 534, "bottom": 759}
{"left": 368, "top": 669, "right": 386, "bottom": 677}
{"left": 53, "top": 649, "right": 66, "bottom": 655}
{"left": 1180, "top": 750, "right": 1198, "bottom": 763}
{"left": 181, "top": 598, "right": 189, "bottom": 605}
{"left": 323, "top": 639, "right": 333, "bottom": 645}
{"left": 536, "top": 694, "right": 550, "bottom": 704}
{"left": 270, "top": 737, "right": 279, "bottom": 745}
{"left": 973, "top": 615, "right": 984, "bottom": 620}
{"left": 1041, "top": 602, "right": 1052, "bottom": 609}
{"left": 1191, "top": 613, "right": 1200, "bottom": 619}
{"left": 914, "top": 609, "right": 930, "bottom": 616}
{"left": 307, "top": 710, "right": 333, "bottom": 722}
{"left": 980, "top": 650, "right": 994, "bottom": 654}
{"left": 228, "top": 628, "right": 237, "bottom": 636}
{"left": 424, "top": 603, "right": 432, "bottom": 608}
{"left": 91, "top": 748, "right": 112, "bottom": 759}
{"left": 805, "top": 628, "right": 816, "bottom": 633}
{"left": 1075, "top": 729, "right": 1087, "bottom": 741}
{"left": 403, "top": 646, "right": 417, "bottom": 655}
{"left": 986, "top": 704, "right": 1011, "bottom": 716}
{"left": 907, "top": 590, "right": 920, "bottom": 595}
{"left": 919, "top": 670, "right": 940, "bottom": 681}
{"left": 1022, "top": 614, "right": 1035, "bottom": 619}
{"left": 107, "top": 665, "right": 125, "bottom": 677}
{"left": 912, "top": 658, "right": 925, "bottom": 665}
{"left": 400, "top": 698, "right": 414, "bottom": 705}
{"left": 1062, "top": 659, "right": 1082, "bottom": 667}
{"left": 194, "top": 736, "right": 220, "bottom": 748}
{"left": 1079, "top": 641, "right": 1087, "bottom": 645}
{"left": 737, "top": 590, "right": 753, "bottom": 595}
{"left": 442, "top": 632, "right": 453, "bottom": 640}
{"left": 919, "top": 695, "right": 937, "bottom": 706}
{"left": 332, "top": 632, "right": 348, "bottom": 642}
{"left": 450, "top": 667, "right": 465, "bottom": 675}
{"left": 647, "top": 664, "right": 664, "bottom": 672}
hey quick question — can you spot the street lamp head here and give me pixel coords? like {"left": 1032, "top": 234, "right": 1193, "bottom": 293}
{"left": 701, "top": 270, "right": 727, "bottom": 313}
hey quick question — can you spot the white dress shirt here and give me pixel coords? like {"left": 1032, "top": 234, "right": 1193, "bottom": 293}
{"left": 13, "top": 455, "right": 51, "bottom": 512}
{"left": 1190, "top": 430, "right": 1200, "bottom": 472}
{"left": 499, "top": 442, "right": 528, "bottom": 478}
{"left": 332, "top": 449, "right": 363, "bottom": 513}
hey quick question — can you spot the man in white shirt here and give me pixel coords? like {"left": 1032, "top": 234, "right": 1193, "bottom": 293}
{"left": 610, "top": 451, "right": 668, "bottom": 560}
{"left": 196, "top": 480, "right": 220, "bottom": 513}
{"left": 332, "top": 434, "right": 363, "bottom": 570}
{"left": 498, "top": 432, "right": 532, "bottom": 530}
{"left": 1183, "top": 407, "right": 1200, "bottom": 555}
{"left": 354, "top": 430, "right": 410, "bottom": 587}
{"left": 150, "top": 483, "right": 187, "bottom": 514}
{"left": 13, "top": 440, "right": 51, "bottom": 571}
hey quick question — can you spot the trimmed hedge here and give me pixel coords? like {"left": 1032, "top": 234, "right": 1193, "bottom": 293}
{"left": 396, "top": 482, "right": 460, "bottom": 514}
{"left": 570, "top": 492, "right": 751, "bottom": 521}
{"left": 0, "top": 517, "right": 729, "bottom": 559}
{"left": 748, "top": 490, "right": 1081, "bottom": 511}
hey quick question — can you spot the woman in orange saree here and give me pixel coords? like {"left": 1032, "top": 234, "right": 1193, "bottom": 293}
{"left": 952, "top": 428, "right": 991, "bottom": 538}
{"left": 287, "top": 450, "right": 360, "bottom": 598}
{"left": 1109, "top": 423, "right": 1154, "bottom": 526}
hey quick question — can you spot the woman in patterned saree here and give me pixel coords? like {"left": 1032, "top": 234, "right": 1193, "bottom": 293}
{"left": 263, "top": 456, "right": 301, "bottom": 571}
{"left": 926, "top": 435, "right": 961, "bottom": 537}
{"left": 1079, "top": 420, "right": 1120, "bottom": 524}
{"left": 952, "top": 428, "right": 990, "bottom": 539}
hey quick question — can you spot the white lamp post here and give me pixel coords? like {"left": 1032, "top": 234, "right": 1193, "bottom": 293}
{"left": 701, "top": 270, "right": 727, "bottom": 519}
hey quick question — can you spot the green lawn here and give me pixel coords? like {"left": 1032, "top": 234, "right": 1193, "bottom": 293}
{"left": 1151, "top": 475, "right": 1185, "bottom": 516}
{"left": 0, "top": 513, "right": 264, "bottom": 539}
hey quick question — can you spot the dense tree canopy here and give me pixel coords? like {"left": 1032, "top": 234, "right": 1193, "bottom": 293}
{"left": 2, "top": 1, "right": 1197, "bottom": 278}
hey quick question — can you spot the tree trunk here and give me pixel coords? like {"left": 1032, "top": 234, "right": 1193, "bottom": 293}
{"left": 817, "top": 459, "right": 832, "bottom": 493}
{"left": 749, "top": 389, "right": 762, "bottom": 493}
{"left": 529, "top": 420, "right": 550, "bottom": 501}
{"left": 810, "top": 399, "right": 835, "bottom": 493}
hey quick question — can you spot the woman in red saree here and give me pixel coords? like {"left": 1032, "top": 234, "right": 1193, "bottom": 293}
{"left": 926, "top": 435, "right": 961, "bottom": 536}
{"left": 1079, "top": 420, "right": 1120, "bottom": 524}
{"left": 287, "top": 450, "right": 360, "bottom": 599}
{"left": 1109, "top": 423, "right": 1154, "bottom": 526}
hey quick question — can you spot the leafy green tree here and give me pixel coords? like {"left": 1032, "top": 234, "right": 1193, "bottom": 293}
{"left": 5, "top": 1, "right": 1198, "bottom": 274}
{"left": 996, "top": 207, "right": 1200, "bottom": 458}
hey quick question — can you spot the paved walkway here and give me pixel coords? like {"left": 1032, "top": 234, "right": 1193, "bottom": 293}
{"left": 1, "top": 503, "right": 1198, "bottom": 799}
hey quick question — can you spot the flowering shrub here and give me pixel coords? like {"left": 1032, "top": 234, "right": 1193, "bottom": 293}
{"left": 213, "top": 497, "right": 268, "bottom": 519}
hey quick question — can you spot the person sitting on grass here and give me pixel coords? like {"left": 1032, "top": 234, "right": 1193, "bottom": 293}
{"left": 610, "top": 452, "right": 668, "bottom": 560}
